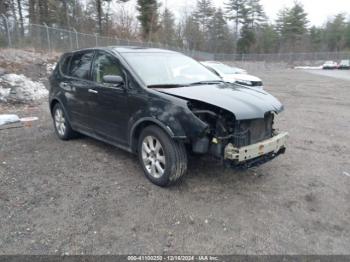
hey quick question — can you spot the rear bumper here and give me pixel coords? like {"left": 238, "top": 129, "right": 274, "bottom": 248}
{"left": 224, "top": 132, "right": 288, "bottom": 163}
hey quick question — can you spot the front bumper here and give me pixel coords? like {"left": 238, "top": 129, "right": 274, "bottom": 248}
{"left": 224, "top": 132, "right": 288, "bottom": 163}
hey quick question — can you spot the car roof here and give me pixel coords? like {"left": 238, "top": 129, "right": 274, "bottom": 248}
{"left": 201, "top": 61, "right": 223, "bottom": 64}
{"left": 66, "top": 46, "right": 180, "bottom": 55}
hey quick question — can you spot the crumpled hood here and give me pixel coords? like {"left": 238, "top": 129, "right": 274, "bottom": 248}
{"left": 222, "top": 73, "right": 262, "bottom": 83}
{"left": 156, "top": 83, "right": 283, "bottom": 120}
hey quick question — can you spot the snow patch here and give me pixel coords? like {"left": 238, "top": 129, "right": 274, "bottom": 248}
{"left": 0, "top": 74, "right": 48, "bottom": 103}
{"left": 0, "top": 114, "right": 20, "bottom": 126}
{"left": 294, "top": 66, "right": 323, "bottom": 70}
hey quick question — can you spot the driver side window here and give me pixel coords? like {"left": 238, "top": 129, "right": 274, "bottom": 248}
{"left": 92, "top": 52, "right": 123, "bottom": 83}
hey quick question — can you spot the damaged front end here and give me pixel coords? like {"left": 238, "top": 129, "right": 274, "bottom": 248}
{"left": 188, "top": 101, "right": 288, "bottom": 168}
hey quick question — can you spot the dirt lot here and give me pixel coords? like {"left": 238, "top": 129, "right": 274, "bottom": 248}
{"left": 0, "top": 69, "right": 350, "bottom": 255}
{"left": 306, "top": 69, "right": 350, "bottom": 81}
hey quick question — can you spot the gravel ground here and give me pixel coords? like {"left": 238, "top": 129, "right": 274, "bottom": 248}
{"left": 0, "top": 69, "right": 350, "bottom": 255}
{"left": 305, "top": 69, "right": 350, "bottom": 81}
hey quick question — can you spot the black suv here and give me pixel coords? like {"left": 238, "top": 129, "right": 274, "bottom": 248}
{"left": 49, "top": 47, "right": 288, "bottom": 186}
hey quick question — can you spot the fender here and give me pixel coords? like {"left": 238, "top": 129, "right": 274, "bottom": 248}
{"left": 49, "top": 95, "right": 73, "bottom": 125}
{"left": 129, "top": 117, "right": 187, "bottom": 152}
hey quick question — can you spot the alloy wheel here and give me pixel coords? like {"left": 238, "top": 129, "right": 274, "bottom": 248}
{"left": 141, "top": 136, "right": 166, "bottom": 178}
{"left": 54, "top": 107, "right": 66, "bottom": 137}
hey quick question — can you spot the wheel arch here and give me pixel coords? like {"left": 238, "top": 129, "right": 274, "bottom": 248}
{"left": 50, "top": 99, "right": 60, "bottom": 115}
{"left": 49, "top": 98, "right": 72, "bottom": 124}
{"left": 129, "top": 117, "right": 187, "bottom": 153}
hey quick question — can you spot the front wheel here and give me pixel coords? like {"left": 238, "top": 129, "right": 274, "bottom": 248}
{"left": 138, "top": 125, "right": 188, "bottom": 187}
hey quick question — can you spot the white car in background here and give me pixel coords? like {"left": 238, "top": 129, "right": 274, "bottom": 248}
{"left": 322, "top": 60, "right": 338, "bottom": 70}
{"left": 201, "top": 61, "right": 264, "bottom": 89}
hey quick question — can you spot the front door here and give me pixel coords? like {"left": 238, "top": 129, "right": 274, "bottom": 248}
{"left": 89, "top": 51, "right": 130, "bottom": 145}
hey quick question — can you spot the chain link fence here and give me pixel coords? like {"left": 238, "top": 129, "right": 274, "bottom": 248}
{"left": 0, "top": 15, "right": 215, "bottom": 61}
{"left": 1, "top": 15, "right": 350, "bottom": 65}
{"left": 215, "top": 52, "right": 350, "bottom": 64}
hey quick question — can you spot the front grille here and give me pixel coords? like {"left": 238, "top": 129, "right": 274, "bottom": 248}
{"left": 232, "top": 113, "right": 273, "bottom": 147}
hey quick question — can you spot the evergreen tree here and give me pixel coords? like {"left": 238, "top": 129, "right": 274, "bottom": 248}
{"left": 136, "top": 0, "right": 161, "bottom": 41}
{"left": 183, "top": 15, "right": 203, "bottom": 50}
{"left": 193, "top": 0, "right": 214, "bottom": 35}
{"left": 225, "top": 0, "right": 245, "bottom": 37}
{"left": 324, "top": 14, "right": 347, "bottom": 51}
{"left": 209, "top": 8, "right": 233, "bottom": 52}
{"left": 346, "top": 22, "right": 350, "bottom": 49}
{"left": 275, "top": 3, "right": 308, "bottom": 52}
{"left": 159, "top": 8, "right": 176, "bottom": 45}
{"left": 275, "top": 7, "right": 288, "bottom": 36}
{"left": 309, "top": 26, "right": 323, "bottom": 51}
{"left": 237, "top": 6, "right": 255, "bottom": 53}
{"left": 246, "top": 0, "right": 266, "bottom": 29}
{"left": 254, "top": 24, "right": 279, "bottom": 53}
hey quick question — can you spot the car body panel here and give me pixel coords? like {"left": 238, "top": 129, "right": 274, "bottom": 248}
{"left": 126, "top": 90, "right": 209, "bottom": 146}
{"left": 155, "top": 83, "right": 283, "bottom": 120}
{"left": 89, "top": 83, "right": 130, "bottom": 145}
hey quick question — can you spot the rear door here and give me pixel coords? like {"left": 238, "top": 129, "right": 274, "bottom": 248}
{"left": 89, "top": 51, "right": 130, "bottom": 145}
{"left": 64, "top": 50, "right": 95, "bottom": 131}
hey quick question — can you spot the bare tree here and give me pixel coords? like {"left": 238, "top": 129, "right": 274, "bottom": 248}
{"left": 27, "top": 0, "right": 37, "bottom": 24}
{"left": 17, "top": 0, "right": 24, "bottom": 36}
{"left": 96, "top": 0, "right": 103, "bottom": 34}
{"left": 112, "top": 6, "right": 139, "bottom": 39}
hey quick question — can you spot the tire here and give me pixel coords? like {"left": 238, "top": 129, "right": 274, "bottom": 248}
{"left": 52, "top": 103, "right": 76, "bottom": 140}
{"left": 138, "top": 125, "right": 188, "bottom": 187}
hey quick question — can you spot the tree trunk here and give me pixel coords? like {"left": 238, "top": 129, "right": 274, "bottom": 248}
{"left": 28, "top": 0, "right": 37, "bottom": 24}
{"left": 105, "top": 1, "right": 111, "bottom": 36}
{"left": 96, "top": 0, "right": 103, "bottom": 35}
{"left": 17, "top": 0, "right": 24, "bottom": 36}
{"left": 62, "top": 0, "right": 70, "bottom": 28}
{"left": 38, "top": 0, "right": 49, "bottom": 25}
{"left": 10, "top": 0, "right": 17, "bottom": 23}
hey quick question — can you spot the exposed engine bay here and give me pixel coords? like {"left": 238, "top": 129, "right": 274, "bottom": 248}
{"left": 187, "top": 100, "right": 286, "bottom": 166}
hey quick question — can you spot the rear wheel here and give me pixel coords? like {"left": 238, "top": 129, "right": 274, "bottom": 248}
{"left": 52, "top": 103, "right": 76, "bottom": 140}
{"left": 138, "top": 125, "right": 187, "bottom": 187}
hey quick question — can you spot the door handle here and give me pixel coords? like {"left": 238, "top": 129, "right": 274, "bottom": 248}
{"left": 88, "top": 89, "right": 98, "bottom": 94}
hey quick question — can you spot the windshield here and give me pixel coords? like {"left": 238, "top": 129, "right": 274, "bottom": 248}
{"left": 122, "top": 52, "right": 221, "bottom": 86}
{"left": 206, "top": 63, "right": 242, "bottom": 74}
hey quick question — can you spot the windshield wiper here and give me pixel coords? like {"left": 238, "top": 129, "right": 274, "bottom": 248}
{"left": 148, "top": 84, "right": 189, "bottom": 88}
{"left": 148, "top": 80, "right": 224, "bottom": 88}
{"left": 187, "top": 80, "right": 224, "bottom": 86}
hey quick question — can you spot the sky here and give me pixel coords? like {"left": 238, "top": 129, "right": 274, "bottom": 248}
{"left": 119, "top": 0, "right": 350, "bottom": 27}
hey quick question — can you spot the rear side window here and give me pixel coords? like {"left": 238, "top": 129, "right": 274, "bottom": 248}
{"left": 69, "top": 51, "right": 94, "bottom": 80}
{"left": 60, "top": 54, "right": 72, "bottom": 75}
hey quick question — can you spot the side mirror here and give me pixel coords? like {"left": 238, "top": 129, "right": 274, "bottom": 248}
{"left": 102, "top": 75, "right": 124, "bottom": 86}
